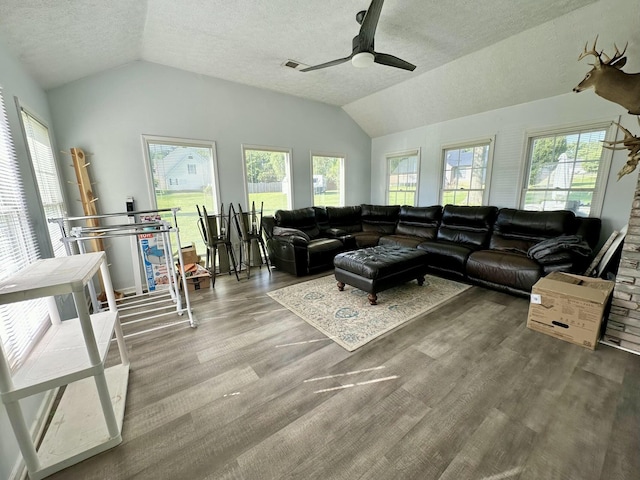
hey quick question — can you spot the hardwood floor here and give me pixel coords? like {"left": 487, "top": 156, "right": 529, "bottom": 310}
{"left": 47, "top": 268, "right": 640, "bottom": 480}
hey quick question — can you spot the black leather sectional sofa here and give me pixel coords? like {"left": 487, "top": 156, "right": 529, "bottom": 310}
{"left": 262, "top": 204, "right": 602, "bottom": 297}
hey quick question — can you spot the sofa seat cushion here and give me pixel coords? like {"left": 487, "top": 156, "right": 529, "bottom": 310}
{"left": 351, "top": 231, "right": 384, "bottom": 248}
{"left": 417, "top": 240, "right": 475, "bottom": 274}
{"left": 378, "top": 235, "right": 425, "bottom": 248}
{"left": 466, "top": 250, "right": 542, "bottom": 292}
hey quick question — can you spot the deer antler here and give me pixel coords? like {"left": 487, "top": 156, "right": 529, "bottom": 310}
{"left": 603, "top": 122, "right": 640, "bottom": 155}
{"left": 604, "top": 121, "right": 640, "bottom": 180}
{"left": 578, "top": 35, "right": 602, "bottom": 66}
{"left": 609, "top": 42, "right": 628, "bottom": 64}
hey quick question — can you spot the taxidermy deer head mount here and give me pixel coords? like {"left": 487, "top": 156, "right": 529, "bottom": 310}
{"left": 603, "top": 121, "right": 640, "bottom": 180}
{"left": 574, "top": 36, "right": 640, "bottom": 115}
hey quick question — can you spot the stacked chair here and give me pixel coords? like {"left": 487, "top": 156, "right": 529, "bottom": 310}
{"left": 231, "top": 202, "right": 271, "bottom": 279}
{"left": 197, "top": 204, "right": 240, "bottom": 286}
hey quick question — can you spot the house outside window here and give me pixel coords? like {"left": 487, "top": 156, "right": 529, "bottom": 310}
{"left": 386, "top": 149, "right": 419, "bottom": 206}
{"left": 187, "top": 164, "right": 197, "bottom": 175}
{"left": 311, "top": 154, "right": 345, "bottom": 207}
{"left": 440, "top": 140, "right": 493, "bottom": 206}
{"left": 521, "top": 124, "right": 613, "bottom": 217}
{"left": 242, "top": 145, "right": 293, "bottom": 216}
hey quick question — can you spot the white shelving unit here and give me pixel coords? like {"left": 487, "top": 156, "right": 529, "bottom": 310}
{"left": 0, "top": 252, "right": 129, "bottom": 480}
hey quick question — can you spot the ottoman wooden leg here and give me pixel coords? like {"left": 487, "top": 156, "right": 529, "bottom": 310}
{"left": 368, "top": 293, "right": 377, "bottom": 305}
{"left": 337, "top": 281, "right": 345, "bottom": 291}
{"left": 417, "top": 275, "right": 425, "bottom": 286}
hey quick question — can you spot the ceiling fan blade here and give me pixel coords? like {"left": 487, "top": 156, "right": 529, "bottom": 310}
{"left": 300, "top": 55, "right": 353, "bottom": 72}
{"left": 359, "top": 0, "right": 384, "bottom": 49}
{"left": 374, "top": 52, "right": 416, "bottom": 71}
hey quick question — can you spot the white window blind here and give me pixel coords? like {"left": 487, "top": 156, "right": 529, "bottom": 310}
{"left": 20, "top": 108, "right": 67, "bottom": 258}
{"left": 0, "top": 88, "right": 49, "bottom": 370}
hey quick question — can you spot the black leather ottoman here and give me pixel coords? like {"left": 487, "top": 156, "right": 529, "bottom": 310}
{"left": 333, "top": 245, "right": 429, "bottom": 305}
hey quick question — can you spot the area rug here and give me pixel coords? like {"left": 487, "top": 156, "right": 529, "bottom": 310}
{"left": 267, "top": 274, "right": 471, "bottom": 351}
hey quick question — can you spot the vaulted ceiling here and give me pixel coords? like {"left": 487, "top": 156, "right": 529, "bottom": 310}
{"left": 0, "top": 0, "right": 603, "bottom": 135}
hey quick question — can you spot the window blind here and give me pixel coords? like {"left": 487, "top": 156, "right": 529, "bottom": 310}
{"left": 0, "top": 88, "right": 48, "bottom": 370}
{"left": 20, "top": 109, "right": 67, "bottom": 258}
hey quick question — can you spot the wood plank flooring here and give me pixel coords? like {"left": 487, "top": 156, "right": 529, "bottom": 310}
{"left": 46, "top": 268, "right": 640, "bottom": 480}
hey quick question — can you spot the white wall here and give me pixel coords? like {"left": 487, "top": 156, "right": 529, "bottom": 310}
{"left": 0, "top": 37, "right": 56, "bottom": 480}
{"left": 47, "top": 61, "right": 372, "bottom": 289}
{"left": 371, "top": 90, "right": 635, "bottom": 243}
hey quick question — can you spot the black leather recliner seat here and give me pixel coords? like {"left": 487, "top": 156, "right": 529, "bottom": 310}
{"left": 415, "top": 205, "right": 498, "bottom": 278}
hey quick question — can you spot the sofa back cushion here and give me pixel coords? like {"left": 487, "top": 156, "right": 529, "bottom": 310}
{"left": 361, "top": 204, "right": 400, "bottom": 234}
{"left": 436, "top": 205, "right": 499, "bottom": 247}
{"left": 489, "top": 208, "right": 577, "bottom": 253}
{"left": 313, "top": 206, "right": 330, "bottom": 234}
{"left": 275, "top": 207, "right": 320, "bottom": 239}
{"left": 395, "top": 205, "right": 442, "bottom": 240}
{"left": 575, "top": 217, "right": 602, "bottom": 249}
{"left": 326, "top": 206, "right": 362, "bottom": 233}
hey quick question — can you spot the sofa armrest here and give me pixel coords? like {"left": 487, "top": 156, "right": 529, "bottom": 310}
{"left": 272, "top": 226, "right": 311, "bottom": 245}
{"left": 272, "top": 233, "right": 309, "bottom": 247}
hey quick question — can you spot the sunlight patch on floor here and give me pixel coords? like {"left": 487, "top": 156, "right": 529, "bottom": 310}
{"left": 313, "top": 375, "right": 400, "bottom": 394}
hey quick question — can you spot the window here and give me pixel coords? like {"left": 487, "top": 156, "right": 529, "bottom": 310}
{"left": 19, "top": 106, "right": 67, "bottom": 257}
{"left": 311, "top": 154, "right": 344, "bottom": 207}
{"left": 521, "top": 124, "right": 612, "bottom": 216}
{"left": 386, "top": 150, "right": 419, "bottom": 205}
{"left": 441, "top": 140, "right": 492, "bottom": 206}
{"left": 242, "top": 145, "right": 292, "bottom": 216}
{"left": 143, "top": 136, "right": 220, "bottom": 254}
{"left": 0, "top": 88, "right": 49, "bottom": 370}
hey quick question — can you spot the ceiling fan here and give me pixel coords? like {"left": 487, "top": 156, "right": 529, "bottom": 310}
{"left": 300, "top": 0, "right": 416, "bottom": 73}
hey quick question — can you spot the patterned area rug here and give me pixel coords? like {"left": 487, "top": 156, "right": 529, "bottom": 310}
{"left": 268, "top": 274, "right": 472, "bottom": 351}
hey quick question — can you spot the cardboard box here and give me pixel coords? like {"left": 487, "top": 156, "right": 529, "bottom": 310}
{"left": 527, "top": 272, "right": 614, "bottom": 350}
{"left": 181, "top": 273, "right": 211, "bottom": 291}
{"left": 178, "top": 263, "right": 211, "bottom": 291}
{"left": 138, "top": 232, "right": 170, "bottom": 292}
{"left": 177, "top": 243, "right": 201, "bottom": 266}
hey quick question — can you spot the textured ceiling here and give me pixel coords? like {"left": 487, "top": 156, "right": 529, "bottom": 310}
{"left": 0, "top": 0, "right": 598, "bottom": 110}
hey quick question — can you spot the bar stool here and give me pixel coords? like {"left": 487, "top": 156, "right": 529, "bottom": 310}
{"left": 232, "top": 202, "right": 271, "bottom": 279}
{"left": 197, "top": 204, "right": 240, "bottom": 285}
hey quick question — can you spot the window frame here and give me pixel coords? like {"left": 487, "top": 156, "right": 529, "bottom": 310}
{"left": 241, "top": 144, "right": 294, "bottom": 215}
{"left": 439, "top": 137, "right": 494, "bottom": 206}
{"left": 385, "top": 148, "right": 420, "bottom": 206}
{"left": 141, "top": 134, "right": 221, "bottom": 213}
{"left": 16, "top": 100, "right": 68, "bottom": 258}
{"left": 310, "top": 152, "right": 345, "bottom": 207}
{"left": 519, "top": 121, "right": 616, "bottom": 217}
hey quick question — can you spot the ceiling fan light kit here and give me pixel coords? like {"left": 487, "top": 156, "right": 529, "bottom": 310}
{"left": 352, "top": 52, "right": 375, "bottom": 68}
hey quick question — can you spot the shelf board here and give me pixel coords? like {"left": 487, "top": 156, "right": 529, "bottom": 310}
{"left": 32, "top": 364, "right": 129, "bottom": 480}
{"left": 8, "top": 311, "right": 118, "bottom": 399}
{"left": 0, "top": 252, "right": 106, "bottom": 303}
